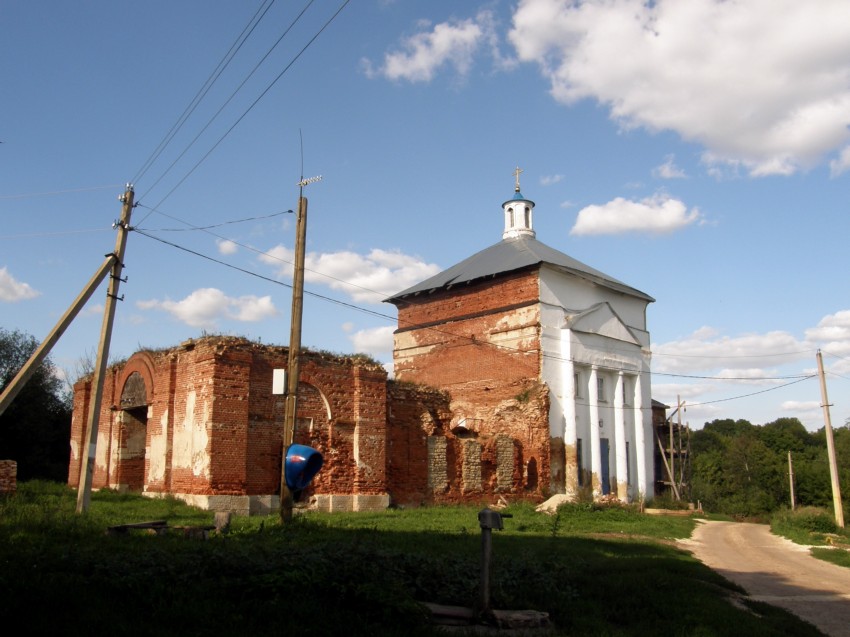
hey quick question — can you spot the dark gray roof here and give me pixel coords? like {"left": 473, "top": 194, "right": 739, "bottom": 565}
{"left": 385, "top": 236, "right": 654, "bottom": 304}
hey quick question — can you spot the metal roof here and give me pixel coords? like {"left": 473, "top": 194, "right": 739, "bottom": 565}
{"left": 384, "top": 235, "right": 655, "bottom": 304}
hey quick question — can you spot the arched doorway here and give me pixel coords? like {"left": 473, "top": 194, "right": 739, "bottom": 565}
{"left": 117, "top": 371, "right": 148, "bottom": 491}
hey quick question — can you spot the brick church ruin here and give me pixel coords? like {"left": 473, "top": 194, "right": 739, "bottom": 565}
{"left": 69, "top": 177, "right": 656, "bottom": 514}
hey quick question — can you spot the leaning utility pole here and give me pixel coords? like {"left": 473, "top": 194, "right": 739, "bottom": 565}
{"left": 76, "top": 185, "right": 134, "bottom": 514}
{"left": 0, "top": 258, "right": 115, "bottom": 417}
{"left": 816, "top": 349, "right": 844, "bottom": 528}
{"left": 279, "top": 175, "right": 321, "bottom": 523}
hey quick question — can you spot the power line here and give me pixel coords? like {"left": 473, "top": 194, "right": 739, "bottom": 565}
{"left": 139, "top": 208, "right": 293, "bottom": 231}
{"left": 130, "top": 226, "right": 820, "bottom": 392}
{"left": 680, "top": 375, "right": 817, "bottom": 407}
{"left": 132, "top": 0, "right": 278, "bottom": 186}
{"left": 132, "top": 228, "right": 395, "bottom": 325}
{"left": 136, "top": 204, "right": 826, "bottom": 374}
{"left": 135, "top": 202, "right": 388, "bottom": 302}
{"left": 135, "top": 0, "right": 350, "bottom": 225}
{"left": 136, "top": 0, "right": 312, "bottom": 205}
{"left": 652, "top": 348, "right": 813, "bottom": 359}
{"left": 0, "top": 185, "right": 124, "bottom": 200}
{"left": 0, "top": 228, "right": 111, "bottom": 240}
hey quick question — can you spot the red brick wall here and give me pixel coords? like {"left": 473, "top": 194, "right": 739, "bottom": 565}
{"left": 386, "top": 382, "right": 452, "bottom": 505}
{"left": 394, "top": 270, "right": 541, "bottom": 388}
{"left": 69, "top": 321, "right": 554, "bottom": 508}
{"left": 69, "top": 337, "right": 393, "bottom": 502}
{"left": 390, "top": 269, "right": 553, "bottom": 502}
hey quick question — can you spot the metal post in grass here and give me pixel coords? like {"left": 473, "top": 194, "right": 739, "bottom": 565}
{"left": 478, "top": 508, "right": 512, "bottom": 617}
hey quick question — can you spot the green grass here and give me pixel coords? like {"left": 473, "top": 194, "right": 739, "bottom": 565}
{"left": 810, "top": 547, "right": 850, "bottom": 568}
{"left": 770, "top": 507, "right": 850, "bottom": 572}
{"left": 0, "top": 482, "right": 826, "bottom": 636}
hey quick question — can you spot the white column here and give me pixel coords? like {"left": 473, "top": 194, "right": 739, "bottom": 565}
{"left": 633, "top": 373, "right": 647, "bottom": 500}
{"left": 563, "top": 358, "right": 578, "bottom": 497}
{"left": 614, "top": 372, "right": 627, "bottom": 502}
{"left": 564, "top": 360, "right": 577, "bottom": 447}
{"left": 589, "top": 365, "right": 601, "bottom": 497}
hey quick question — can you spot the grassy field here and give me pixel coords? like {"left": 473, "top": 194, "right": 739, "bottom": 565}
{"left": 0, "top": 482, "right": 827, "bottom": 636}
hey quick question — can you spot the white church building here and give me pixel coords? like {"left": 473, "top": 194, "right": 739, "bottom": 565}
{"left": 388, "top": 171, "right": 656, "bottom": 502}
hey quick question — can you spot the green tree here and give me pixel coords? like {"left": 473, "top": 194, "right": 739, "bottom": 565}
{"left": 760, "top": 417, "right": 809, "bottom": 454}
{"left": 691, "top": 418, "right": 785, "bottom": 516}
{"left": 0, "top": 328, "right": 72, "bottom": 481}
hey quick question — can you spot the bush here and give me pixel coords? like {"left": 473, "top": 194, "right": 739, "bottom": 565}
{"left": 771, "top": 506, "right": 840, "bottom": 545}
{"left": 787, "top": 507, "right": 838, "bottom": 533}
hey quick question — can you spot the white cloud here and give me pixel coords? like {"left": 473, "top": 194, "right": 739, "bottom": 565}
{"left": 0, "top": 266, "right": 40, "bottom": 302}
{"left": 650, "top": 311, "right": 850, "bottom": 428}
{"left": 216, "top": 239, "right": 238, "bottom": 255}
{"left": 137, "top": 287, "right": 277, "bottom": 329}
{"left": 509, "top": 0, "right": 850, "bottom": 176}
{"left": 781, "top": 400, "right": 821, "bottom": 413}
{"left": 804, "top": 311, "right": 850, "bottom": 373}
{"left": 363, "top": 11, "right": 494, "bottom": 82}
{"left": 349, "top": 325, "right": 395, "bottom": 358}
{"left": 830, "top": 145, "right": 850, "bottom": 177}
{"left": 81, "top": 303, "right": 104, "bottom": 317}
{"left": 653, "top": 155, "right": 686, "bottom": 179}
{"left": 260, "top": 245, "right": 441, "bottom": 304}
{"left": 652, "top": 327, "right": 808, "bottom": 375}
{"left": 570, "top": 193, "right": 700, "bottom": 235}
{"left": 540, "top": 174, "right": 564, "bottom": 186}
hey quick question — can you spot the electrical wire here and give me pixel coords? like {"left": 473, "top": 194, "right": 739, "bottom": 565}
{"left": 140, "top": 209, "right": 292, "bottom": 231}
{"left": 0, "top": 185, "right": 124, "bottom": 200}
{"left": 132, "top": 227, "right": 395, "bottom": 324}
{"left": 676, "top": 375, "right": 817, "bottom": 407}
{"left": 136, "top": 0, "right": 313, "bottom": 206}
{"left": 132, "top": 0, "right": 278, "bottom": 186}
{"left": 130, "top": 225, "right": 823, "bottom": 397}
{"left": 134, "top": 201, "right": 386, "bottom": 302}
{"left": 135, "top": 0, "right": 350, "bottom": 227}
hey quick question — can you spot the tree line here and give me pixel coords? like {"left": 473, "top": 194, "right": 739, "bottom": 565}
{"left": 0, "top": 327, "right": 72, "bottom": 482}
{"left": 689, "top": 417, "right": 850, "bottom": 518}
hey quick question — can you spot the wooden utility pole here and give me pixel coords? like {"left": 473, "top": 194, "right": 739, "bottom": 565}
{"left": 669, "top": 398, "right": 676, "bottom": 498}
{"left": 788, "top": 451, "right": 796, "bottom": 511}
{"left": 76, "top": 185, "right": 134, "bottom": 514}
{"left": 816, "top": 350, "right": 844, "bottom": 528}
{"left": 279, "top": 176, "right": 320, "bottom": 523}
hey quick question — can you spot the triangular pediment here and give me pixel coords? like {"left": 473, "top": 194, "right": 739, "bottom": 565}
{"left": 565, "top": 302, "right": 641, "bottom": 345}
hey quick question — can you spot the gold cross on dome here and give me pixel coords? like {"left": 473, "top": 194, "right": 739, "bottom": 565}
{"left": 513, "top": 166, "right": 523, "bottom": 191}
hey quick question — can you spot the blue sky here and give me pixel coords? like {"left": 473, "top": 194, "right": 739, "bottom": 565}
{"left": 2, "top": 0, "right": 849, "bottom": 431}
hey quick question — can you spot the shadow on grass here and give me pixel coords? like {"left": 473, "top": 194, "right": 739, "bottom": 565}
{"left": 0, "top": 514, "right": 826, "bottom": 637}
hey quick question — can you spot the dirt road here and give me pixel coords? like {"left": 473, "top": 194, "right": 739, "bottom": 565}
{"left": 678, "top": 520, "right": 850, "bottom": 637}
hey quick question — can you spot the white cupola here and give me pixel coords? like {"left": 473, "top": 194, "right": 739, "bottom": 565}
{"left": 502, "top": 166, "right": 535, "bottom": 240}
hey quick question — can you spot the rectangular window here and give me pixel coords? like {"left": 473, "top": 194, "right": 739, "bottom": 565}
{"left": 597, "top": 376, "right": 606, "bottom": 402}
{"left": 573, "top": 372, "right": 581, "bottom": 398}
{"left": 622, "top": 378, "right": 629, "bottom": 406}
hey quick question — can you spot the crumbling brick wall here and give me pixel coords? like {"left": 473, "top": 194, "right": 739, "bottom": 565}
{"left": 0, "top": 460, "right": 16, "bottom": 495}
{"left": 391, "top": 269, "right": 553, "bottom": 502}
{"left": 69, "top": 337, "right": 390, "bottom": 505}
{"left": 70, "top": 327, "right": 554, "bottom": 511}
